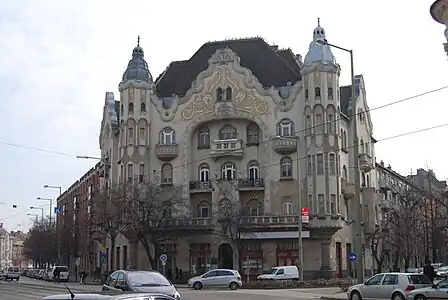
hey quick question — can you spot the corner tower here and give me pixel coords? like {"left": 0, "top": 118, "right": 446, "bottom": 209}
{"left": 117, "top": 37, "right": 153, "bottom": 184}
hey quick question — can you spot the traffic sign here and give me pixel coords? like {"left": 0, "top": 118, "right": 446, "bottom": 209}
{"left": 100, "top": 246, "right": 107, "bottom": 257}
{"left": 349, "top": 252, "right": 357, "bottom": 262}
{"left": 54, "top": 207, "right": 62, "bottom": 215}
{"left": 160, "top": 254, "right": 167, "bottom": 262}
{"left": 301, "top": 207, "right": 310, "bottom": 224}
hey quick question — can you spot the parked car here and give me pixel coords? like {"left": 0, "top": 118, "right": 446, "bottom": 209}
{"left": 347, "top": 273, "right": 433, "bottom": 300}
{"left": 3, "top": 266, "right": 20, "bottom": 281}
{"left": 101, "top": 270, "right": 181, "bottom": 299}
{"left": 257, "top": 265, "right": 299, "bottom": 280}
{"left": 47, "top": 266, "right": 70, "bottom": 282}
{"left": 437, "top": 266, "right": 448, "bottom": 278}
{"left": 188, "top": 268, "right": 242, "bottom": 290}
{"left": 408, "top": 277, "right": 448, "bottom": 300}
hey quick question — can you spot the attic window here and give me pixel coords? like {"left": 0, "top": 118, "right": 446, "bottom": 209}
{"left": 129, "top": 103, "right": 134, "bottom": 113}
{"left": 315, "top": 87, "right": 321, "bottom": 100}
{"left": 328, "top": 87, "right": 333, "bottom": 100}
{"left": 141, "top": 102, "right": 146, "bottom": 112}
{"left": 216, "top": 87, "right": 232, "bottom": 102}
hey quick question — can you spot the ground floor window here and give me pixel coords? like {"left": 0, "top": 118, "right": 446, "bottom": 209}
{"left": 277, "top": 240, "right": 299, "bottom": 266}
{"left": 241, "top": 241, "right": 263, "bottom": 279}
{"left": 190, "top": 243, "right": 212, "bottom": 275}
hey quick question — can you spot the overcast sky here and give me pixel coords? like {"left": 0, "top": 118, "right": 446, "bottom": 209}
{"left": 0, "top": 0, "right": 446, "bottom": 230}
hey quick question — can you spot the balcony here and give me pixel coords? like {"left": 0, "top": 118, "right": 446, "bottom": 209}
{"left": 244, "top": 215, "right": 306, "bottom": 229}
{"left": 238, "top": 178, "right": 265, "bottom": 190}
{"left": 310, "top": 215, "right": 344, "bottom": 235}
{"left": 273, "top": 136, "right": 298, "bottom": 155}
{"left": 148, "top": 217, "right": 215, "bottom": 231}
{"left": 156, "top": 143, "right": 178, "bottom": 161}
{"left": 210, "top": 139, "right": 244, "bottom": 160}
{"left": 341, "top": 178, "right": 355, "bottom": 200}
{"left": 358, "top": 153, "right": 374, "bottom": 172}
{"left": 189, "top": 180, "right": 212, "bottom": 193}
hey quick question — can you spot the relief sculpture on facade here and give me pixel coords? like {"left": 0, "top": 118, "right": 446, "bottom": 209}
{"left": 181, "top": 93, "right": 215, "bottom": 121}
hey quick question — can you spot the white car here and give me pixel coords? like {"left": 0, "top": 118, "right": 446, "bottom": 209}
{"left": 437, "top": 266, "right": 448, "bottom": 278}
{"left": 257, "top": 266, "right": 299, "bottom": 280}
{"left": 4, "top": 266, "right": 20, "bottom": 281}
{"left": 188, "top": 269, "right": 242, "bottom": 290}
{"left": 408, "top": 277, "right": 448, "bottom": 300}
{"left": 47, "top": 266, "right": 70, "bottom": 282}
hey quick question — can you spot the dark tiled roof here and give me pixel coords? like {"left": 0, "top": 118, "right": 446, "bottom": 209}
{"left": 155, "top": 60, "right": 187, "bottom": 87}
{"left": 276, "top": 49, "right": 301, "bottom": 75}
{"left": 155, "top": 38, "right": 302, "bottom": 98}
{"left": 339, "top": 85, "right": 351, "bottom": 116}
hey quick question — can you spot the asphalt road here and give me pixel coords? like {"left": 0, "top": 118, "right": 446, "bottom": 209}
{"left": 0, "top": 277, "right": 328, "bottom": 300}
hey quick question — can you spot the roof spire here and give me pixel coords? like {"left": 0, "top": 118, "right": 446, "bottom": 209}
{"left": 317, "top": 17, "right": 320, "bottom": 26}
{"left": 137, "top": 35, "right": 140, "bottom": 47}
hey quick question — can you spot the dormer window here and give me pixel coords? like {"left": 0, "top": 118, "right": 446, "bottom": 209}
{"left": 328, "top": 87, "right": 333, "bottom": 100}
{"left": 216, "top": 87, "right": 232, "bottom": 102}
{"left": 129, "top": 103, "right": 134, "bottom": 113}
{"left": 315, "top": 87, "right": 321, "bottom": 100}
{"left": 141, "top": 102, "right": 146, "bottom": 112}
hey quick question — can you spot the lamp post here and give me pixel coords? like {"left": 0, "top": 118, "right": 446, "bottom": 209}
{"left": 30, "top": 207, "right": 44, "bottom": 222}
{"left": 37, "top": 197, "right": 53, "bottom": 228}
{"left": 44, "top": 185, "right": 62, "bottom": 264}
{"left": 27, "top": 213, "right": 39, "bottom": 223}
{"left": 276, "top": 136, "right": 303, "bottom": 281}
{"left": 317, "top": 40, "right": 363, "bottom": 283}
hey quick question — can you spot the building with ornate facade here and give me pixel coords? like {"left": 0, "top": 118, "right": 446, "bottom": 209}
{"left": 92, "top": 20, "right": 377, "bottom": 279}
{"left": 430, "top": 0, "right": 448, "bottom": 57}
{"left": 0, "top": 223, "right": 14, "bottom": 269}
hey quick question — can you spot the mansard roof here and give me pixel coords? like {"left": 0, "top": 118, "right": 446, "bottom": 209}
{"left": 155, "top": 38, "right": 302, "bottom": 98}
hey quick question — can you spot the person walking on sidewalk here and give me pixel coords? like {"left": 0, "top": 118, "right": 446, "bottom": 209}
{"left": 53, "top": 268, "right": 60, "bottom": 284}
{"left": 79, "top": 269, "right": 87, "bottom": 285}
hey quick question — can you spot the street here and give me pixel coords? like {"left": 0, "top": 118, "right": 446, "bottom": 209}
{"left": 0, "top": 277, "right": 334, "bottom": 300}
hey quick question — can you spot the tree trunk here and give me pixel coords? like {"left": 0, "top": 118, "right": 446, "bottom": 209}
{"left": 110, "top": 238, "right": 116, "bottom": 272}
{"left": 137, "top": 232, "right": 154, "bottom": 269}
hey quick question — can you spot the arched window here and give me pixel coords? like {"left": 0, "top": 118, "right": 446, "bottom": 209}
{"left": 197, "top": 201, "right": 211, "bottom": 218}
{"left": 199, "top": 164, "right": 210, "bottom": 182}
{"left": 221, "top": 162, "right": 236, "bottom": 180}
{"left": 159, "top": 127, "right": 175, "bottom": 144}
{"left": 161, "top": 163, "right": 173, "bottom": 183}
{"left": 328, "top": 87, "right": 333, "bottom": 100}
{"left": 343, "top": 131, "right": 347, "bottom": 149}
{"left": 140, "top": 102, "right": 146, "bottom": 112}
{"left": 276, "top": 119, "right": 295, "bottom": 137}
{"left": 305, "top": 115, "right": 311, "bottom": 135}
{"left": 282, "top": 202, "right": 293, "bottom": 215}
{"left": 162, "top": 201, "right": 172, "bottom": 217}
{"left": 129, "top": 102, "right": 134, "bottom": 112}
{"left": 246, "top": 199, "right": 263, "bottom": 216}
{"left": 225, "top": 87, "right": 232, "bottom": 101}
{"left": 280, "top": 157, "right": 292, "bottom": 178}
{"left": 121, "top": 104, "right": 124, "bottom": 115}
{"left": 329, "top": 154, "right": 336, "bottom": 176}
{"left": 342, "top": 165, "right": 348, "bottom": 180}
{"left": 247, "top": 161, "right": 259, "bottom": 180}
{"left": 362, "top": 172, "right": 366, "bottom": 187}
{"left": 246, "top": 122, "right": 259, "bottom": 145}
{"left": 315, "top": 87, "right": 321, "bottom": 99}
{"left": 218, "top": 125, "right": 237, "bottom": 140}
{"left": 305, "top": 89, "right": 309, "bottom": 100}
{"left": 198, "top": 127, "right": 210, "bottom": 149}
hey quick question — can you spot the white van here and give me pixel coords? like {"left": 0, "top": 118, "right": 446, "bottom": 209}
{"left": 257, "top": 266, "right": 299, "bottom": 280}
{"left": 5, "top": 266, "right": 20, "bottom": 281}
{"left": 47, "top": 266, "right": 69, "bottom": 282}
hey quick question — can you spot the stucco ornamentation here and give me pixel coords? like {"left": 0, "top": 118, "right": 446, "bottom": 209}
{"left": 234, "top": 91, "right": 268, "bottom": 115}
{"left": 180, "top": 94, "right": 215, "bottom": 121}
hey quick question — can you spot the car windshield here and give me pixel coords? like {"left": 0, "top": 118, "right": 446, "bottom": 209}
{"left": 127, "top": 271, "right": 171, "bottom": 287}
{"left": 436, "top": 278, "right": 448, "bottom": 288}
{"left": 439, "top": 267, "right": 448, "bottom": 271}
{"left": 408, "top": 274, "right": 432, "bottom": 284}
{"left": 263, "top": 268, "right": 278, "bottom": 274}
{"left": 55, "top": 267, "right": 68, "bottom": 272}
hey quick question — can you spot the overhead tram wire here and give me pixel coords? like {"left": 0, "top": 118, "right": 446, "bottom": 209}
{"left": 0, "top": 122, "right": 446, "bottom": 223}
{"left": 0, "top": 84, "right": 447, "bottom": 171}
{"left": 0, "top": 203, "right": 50, "bottom": 222}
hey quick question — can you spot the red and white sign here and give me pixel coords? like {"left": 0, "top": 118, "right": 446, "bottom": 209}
{"left": 301, "top": 207, "right": 309, "bottom": 224}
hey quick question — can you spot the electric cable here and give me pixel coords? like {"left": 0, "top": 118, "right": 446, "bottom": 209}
{"left": 0, "top": 203, "right": 50, "bottom": 222}
{"left": 0, "top": 84, "right": 446, "bottom": 163}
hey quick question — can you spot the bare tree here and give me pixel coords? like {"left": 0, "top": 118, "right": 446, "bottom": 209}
{"left": 370, "top": 221, "right": 389, "bottom": 273}
{"left": 120, "top": 179, "right": 189, "bottom": 269}
{"left": 23, "top": 216, "right": 57, "bottom": 267}
{"left": 93, "top": 185, "right": 128, "bottom": 271}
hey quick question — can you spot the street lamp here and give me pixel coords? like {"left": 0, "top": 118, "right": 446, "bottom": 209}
{"left": 43, "top": 185, "right": 62, "bottom": 264}
{"left": 316, "top": 39, "right": 363, "bottom": 283}
{"left": 0, "top": 202, "right": 17, "bottom": 208}
{"left": 27, "top": 213, "right": 39, "bottom": 223}
{"left": 30, "top": 206, "right": 44, "bottom": 222}
{"left": 37, "top": 197, "right": 53, "bottom": 228}
{"left": 276, "top": 135, "right": 303, "bottom": 282}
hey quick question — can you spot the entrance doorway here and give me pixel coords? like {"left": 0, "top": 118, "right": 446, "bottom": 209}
{"left": 218, "top": 243, "right": 233, "bottom": 269}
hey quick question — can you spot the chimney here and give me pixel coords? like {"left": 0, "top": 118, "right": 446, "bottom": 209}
{"left": 295, "top": 54, "right": 303, "bottom": 63}
{"left": 380, "top": 160, "right": 385, "bottom": 166}
{"left": 0, "top": 223, "right": 3, "bottom": 228}
{"left": 387, "top": 165, "right": 392, "bottom": 170}
{"left": 270, "top": 45, "right": 279, "bottom": 51}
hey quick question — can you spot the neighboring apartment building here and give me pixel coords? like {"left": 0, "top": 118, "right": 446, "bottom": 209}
{"left": 0, "top": 223, "right": 14, "bottom": 269}
{"left": 56, "top": 164, "right": 100, "bottom": 274}
{"left": 10, "top": 231, "right": 27, "bottom": 268}
{"left": 430, "top": 0, "right": 448, "bottom": 57}
{"left": 94, "top": 20, "right": 377, "bottom": 279}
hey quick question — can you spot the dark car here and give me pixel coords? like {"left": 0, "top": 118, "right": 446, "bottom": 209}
{"left": 102, "top": 270, "right": 181, "bottom": 300}
{"left": 41, "top": 293, "right": 176, "bottom": 300}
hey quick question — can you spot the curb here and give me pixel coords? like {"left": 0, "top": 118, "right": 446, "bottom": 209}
{"left": 320, "top": 297, "right": 346, "bottom": 300}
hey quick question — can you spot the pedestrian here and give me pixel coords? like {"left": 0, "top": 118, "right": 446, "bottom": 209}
{"left": 423, "top": 261, "right": 436, "bottom": 283}
{"left": 80, "top": 269, "right": 87, "bottom": 285}
{"left": 53, "top": 267, "right": 60, "bottom": 284}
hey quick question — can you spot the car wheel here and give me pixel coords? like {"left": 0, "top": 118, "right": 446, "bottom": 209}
{"left": 229, "top": 282, "right": 238, "bottom": 290}
{"left": 193, "top": 282, "right": 203, "bottom": 290}
{"left": 414, "top": 295, "right": 426, "bottom": 300}
{"left": 350, "top": 291, "right": 362, "bottom": 300}
{"left": 392, "top": 292, "right": 405, "bottom": 300}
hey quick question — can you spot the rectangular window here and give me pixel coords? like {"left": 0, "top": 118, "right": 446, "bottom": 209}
{"left": 306, "top": 116, "right": 311, "bottom": 135}
{"left": 309, "top": 195, "right": 314, "bottom": 215}
{"left": 116, "top": 247, "right": 121, "bottom": 270}
{"left": 315, "top": 114, "right": 322, "bottom": 133}
{"left": 318, "top": 194, "right": 325, "bottom": 215}
{"left": 127, "top": 164, "right": 133, "bottom": 183}
{"left": 307, "top": 155, "right": 312, "bottom": 175}
{"left": 139, "top": 127, "right": 145, "bottom": 141}
{"left": 139, "top": 164, "right": 145, "bottom": 182}
{"left": 128, "top": 127, "right": 134, "bottom": 145}
{"left": 317, "top": 154, "right": 324, "bottom": 174}
{"left": 330, "top": 194, "right": 336, "bottom": 214}
{"left": 327, "top": 114, "right": 334, "bottom": 133}
{"left": 329, "top": 154, "right": 335, "bottom": 175}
